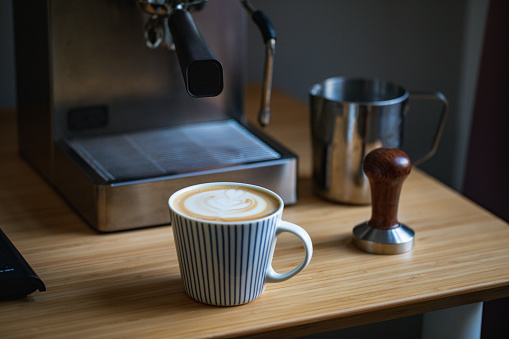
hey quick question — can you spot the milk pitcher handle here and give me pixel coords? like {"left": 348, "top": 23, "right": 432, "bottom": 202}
{"left": 265, "top": 221, "right": 313, "bottom": 283}
{"left": 408, "top": 91, "right": 449, "bottom": 166}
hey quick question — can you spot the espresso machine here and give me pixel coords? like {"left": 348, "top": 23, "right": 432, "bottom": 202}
{"left": 14, "top": 0, "right": 297, "bottom": 232}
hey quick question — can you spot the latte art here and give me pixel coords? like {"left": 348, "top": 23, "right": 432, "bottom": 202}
{"left": 187, "top": 189, "right": 260, "bottom": 218}
{"left": 172, "top": 185, "right": 280, "bottom": 222}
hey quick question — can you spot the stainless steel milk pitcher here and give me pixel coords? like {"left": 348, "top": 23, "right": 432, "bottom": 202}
{"left": 309, "top": 77, "right": 448, "bottom": 204}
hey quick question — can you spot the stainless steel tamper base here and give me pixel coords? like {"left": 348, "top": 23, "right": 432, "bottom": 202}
{"left": 352, "top": 222, "right": 415, "bottom": 255}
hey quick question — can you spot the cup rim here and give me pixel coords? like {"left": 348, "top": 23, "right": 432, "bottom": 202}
{"left": 168, "top": 182, "right": 284, "bottom": 225}
{"left": 309, "top": 76, "right": 409, "bottom": 106}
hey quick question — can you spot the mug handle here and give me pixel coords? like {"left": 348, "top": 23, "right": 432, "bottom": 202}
{"left": 265, "top": 221, "right": 313, "bottom": 283}
{"left": 408, "top": 91, "right": 449, "bottom": 166}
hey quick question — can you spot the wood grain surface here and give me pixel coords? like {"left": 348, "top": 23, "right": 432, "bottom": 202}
{"left": 1, "top": 87, "right": 508, "bottom": 338}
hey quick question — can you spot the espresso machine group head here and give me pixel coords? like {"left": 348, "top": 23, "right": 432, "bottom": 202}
{"left": 138, "top": 0, "right": 277, "bottom": 125}
{"left": 14, "top": 0, "right": 297, "bottom": 232}
{"left": 138, "top": 0, "right": 224, "bottom": 98}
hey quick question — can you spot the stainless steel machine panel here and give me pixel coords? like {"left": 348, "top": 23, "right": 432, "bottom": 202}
{"left": 14, "top": 0, "right": 298, "bottom": 232}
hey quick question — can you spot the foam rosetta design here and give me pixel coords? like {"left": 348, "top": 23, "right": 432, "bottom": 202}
{"left": 184, "top": 188, "right": 270, "bottom": 221}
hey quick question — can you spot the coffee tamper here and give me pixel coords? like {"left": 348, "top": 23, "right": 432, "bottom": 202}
{"left": 352, "top": 148, "right": 414, "bottom": 254}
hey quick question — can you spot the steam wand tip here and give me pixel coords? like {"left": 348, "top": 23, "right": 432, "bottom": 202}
{"left": 258, "top": 107, "right": 271, "bottom": 127}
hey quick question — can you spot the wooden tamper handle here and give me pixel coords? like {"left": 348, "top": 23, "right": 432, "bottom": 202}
{"left": 364, "top": 148, "right": 411, "bottom": 230}
{"left": 352, "top": 148, "right": 415, "bottom": 254}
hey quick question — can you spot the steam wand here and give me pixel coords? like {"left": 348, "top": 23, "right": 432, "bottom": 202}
{"left": 241, "top": 0, "right": 276, "bottom": 127}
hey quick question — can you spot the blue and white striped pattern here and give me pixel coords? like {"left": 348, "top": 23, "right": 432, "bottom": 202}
{"left": 171, "top": 212, "right": 279, "bottom": 306}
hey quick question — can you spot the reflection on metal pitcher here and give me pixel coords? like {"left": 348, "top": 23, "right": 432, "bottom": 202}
{"left": 309, "top": 77, "right": 448, "bottom": 204}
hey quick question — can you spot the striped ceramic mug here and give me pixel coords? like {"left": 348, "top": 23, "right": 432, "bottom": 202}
{"left": 168, "top": 182, "right": 313, "bottom": 306}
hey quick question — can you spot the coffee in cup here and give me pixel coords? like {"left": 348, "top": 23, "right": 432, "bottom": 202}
{"left": 171, "top": 184, "right": 280, "bottom": 222}
{"left": 168, "top": 182, "right": 313, "bottom": 306}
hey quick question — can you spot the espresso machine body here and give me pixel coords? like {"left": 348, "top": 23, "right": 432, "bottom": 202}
{"left": 14, "top": 0, "right": 297, "bottom": 232}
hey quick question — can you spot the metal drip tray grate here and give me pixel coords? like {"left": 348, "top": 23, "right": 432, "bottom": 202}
{"left": 66, "top": 120, "right": 281, "bottom": 182}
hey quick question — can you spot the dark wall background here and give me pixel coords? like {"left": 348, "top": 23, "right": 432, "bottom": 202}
{"left": 245, "top": 0, "right": 488, "bottom": 193}
{"left": 463, "top": 0, "right": 509, "bottom": 222}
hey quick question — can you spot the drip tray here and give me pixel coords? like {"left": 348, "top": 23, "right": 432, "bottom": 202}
{"left": 66, "top": 120, "right": 281, "bottom": 183}
{"left": 56, "top": 119, "right": 296, "bottom": 231}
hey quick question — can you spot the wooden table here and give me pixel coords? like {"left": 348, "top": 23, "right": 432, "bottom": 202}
{"left": 1, "top": 88, "right": 509, "bottom": 338}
